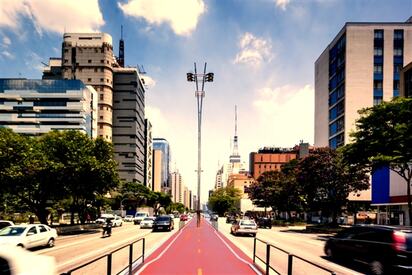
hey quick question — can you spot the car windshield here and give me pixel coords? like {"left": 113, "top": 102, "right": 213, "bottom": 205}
{"left": 240, "top": 221, "right": 256, "bottom": 226}
{"left": 156, "top": 217, "right": 170, "bottom": 222}
{"left": 0, "top": 226, "right": 26, "bottom": 236}
{"left": 144, "top": 217, "right": 154, "bottom": 221}
{"left": 136, "top": 213, "right": 147, "bottom": 217}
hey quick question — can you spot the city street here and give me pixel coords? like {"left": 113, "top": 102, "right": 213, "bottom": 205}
{"left": 215, "top": 218, "right": 365, "bottom": 275}
{"left": 32, "top": 220, "right": 182, "bottom": 274}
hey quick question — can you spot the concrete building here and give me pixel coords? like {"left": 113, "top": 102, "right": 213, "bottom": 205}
{"left": 144, "top": 119, "right": 153, "bottom": 189}
{"left": 183, "top": 186, "right": 190, "bottom": 209}
{"left": 112, "top": 67, "right": 146, "bottom": 183}
{"left": 0, "top": 79, "right": 97, "bottom": 137}
{"left": 153, "top": 138, "right": 171, "bottom": 193}
{"left": 170, "top": 171, "right": 183, "bottom": 203}
{"left": 249, "top": 147, "right": 297, "bottom": 180}
{"left": 227, "top": 173, "right": 256, "bottom": 213}
{"left": 42, "top": 58, "right": 63, "bottom": 80}
{"left": 60, "top": 33, "right": 116, "bottom": 142}
{"left": 152, "top": 149, "right": 163, "bottom": 192}
{"left": 315, "top": 18, "right": 412, "bottom": 149}
{"left": 400, "top": 61, "right": 412, "bottom": 97}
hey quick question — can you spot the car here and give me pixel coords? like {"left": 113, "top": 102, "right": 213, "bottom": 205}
{"left": 0, "top": 224, "right": 58, "bottom": 249}
{"left": 180, "top": 214, "right": 188, "bottom": 221}
{"left": 112, "top": 216, "right": 123, "bottom": 227}
{"left": 231, "top": 219, "right": 258, "bottom": 237}
{"left": 0, "top": 245, "right": 56, "bottom": 275}
{"left": 0, "top": 220, "right": 14, "bottom": 230}
{"left": 123, "top": 215, "right": 134, "bottom": 222}
{"left": 152, "top": 216, "right": 174, "bottom": 232}
{"left": 324, "top": 225, "right": 412, "bottom": 275}
{"left": 210, "top": 213, "right": 218, "bottom": 221}
{"left": 140, "top": 217, "right": 156, "bottom": 229}
{"left": 256, "top": 217, "right": 272, "bottom": 229}
{"left": 133, "top": 212, "right": 149, "bottom": 225}
{"left": 95, "top": 214, "right": 115, "bottom": 225}
{"left": 226, "top": 216, "right": 237, "bottom": 224}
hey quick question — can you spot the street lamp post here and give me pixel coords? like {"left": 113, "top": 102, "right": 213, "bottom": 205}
{"left": 187, "top": 62, "right": 214, "bottom": 227}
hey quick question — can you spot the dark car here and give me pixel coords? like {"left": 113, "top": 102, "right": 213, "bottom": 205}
{"left": 256, "top": 217, "right": 272, "bottom": 229}
{"left": 226, "top": 216, "right": 237, "bottom": 224}
{"left": 210, "top": 213, "right": 218, "bottom": 222}
{"left": 324, "top": 225, "right": 412, "bottom": 275}
{"left": 152, "top": 216, "right": 174, "bottom": 232}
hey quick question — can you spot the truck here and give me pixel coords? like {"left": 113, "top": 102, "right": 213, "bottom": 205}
{"left": 133, "top": 207, "right": 154, "bottom": 225}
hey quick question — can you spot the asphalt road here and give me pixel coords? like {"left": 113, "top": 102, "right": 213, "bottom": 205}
{"left": 32, "top": 220, "right": 182, "bottom": 274}
{"left": 215, "top": 218, "right": 364, "bottom": 275}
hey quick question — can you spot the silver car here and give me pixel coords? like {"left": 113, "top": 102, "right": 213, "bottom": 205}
{"left": 230, "top": 219, "right": 258, "bottom": 237}
{"left": 0, "top": 224, "right": 58, "bottom": 249}
{"left": 140, "top": 217, "right": 156, "bottom": 229}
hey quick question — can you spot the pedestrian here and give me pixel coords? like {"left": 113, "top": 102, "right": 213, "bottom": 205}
{"left": 29, "top": 215, "right": 35, "bottom": 224}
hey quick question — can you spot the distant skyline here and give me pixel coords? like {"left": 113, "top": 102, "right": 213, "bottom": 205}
{"left": 1, "top": 0, "right": 411, "bottom": 202}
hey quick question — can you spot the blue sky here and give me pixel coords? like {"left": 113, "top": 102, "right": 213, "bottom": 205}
{"left": 1, "top": 0, "right": 411, "bottom": 202}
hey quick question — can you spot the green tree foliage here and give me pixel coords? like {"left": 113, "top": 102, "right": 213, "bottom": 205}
{"left": 208, "top": 187, "right": 241, "bottom": 216}
{"left": 247, "top": 171, "right": 283, "bottom": 214}
{"left": 342, "top": 98, "right": 412, "bottom": 224}
{"left": 0, "top": 129, "right": 120, "bottom": 224}
{"left": 167, "top": 202, "right": 186, "bottom": 214}
{"left": 298, "top": 148, "right": 369, "bottom": 223}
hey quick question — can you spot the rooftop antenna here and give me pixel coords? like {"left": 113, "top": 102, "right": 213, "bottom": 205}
{"left": 118, "top": 25, "right": 125, "bottom": 67}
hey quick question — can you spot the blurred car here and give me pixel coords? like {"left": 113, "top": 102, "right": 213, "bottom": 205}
{"left": 123, "top": 215, "right": 134, "bottom": 222}
{"left": 112, "top": 216, "right": 123, "bottom": 227}
{"left": 0, "top": 245, "right": 56, "bottom": 275}
{"left": 0, "top": 224, "right": 58, "bottom": 249}
{"left": 210, "top": 213, "right": 219, "bottom": 221}
{"left": 180, "top": 214, "right": 188, "bottom": 221}
{"left": 324, "top": 225, "right": 412, "bottom": 275}
{"left": 133, "top": 212, "right": 149, "bottom": 225}
{"left": 95, "top": 214, "right": 115, "bottom": 225}
{"left": 226, "top": 216, "right": 237, "bottom": 224}
{"left": 231, "top": 219, "right": 258, "bottom": 237}
{"left": 256, "top": 217, "right": 272, "bottom": 229}
{"left": 140, "top": 217, "right": 156, "bottom": 229}
{"left": 153, "top": 216, "right": 174, "bottom": 232}
{"left": 0, "top": 221, "right": 14, "bottom": 230}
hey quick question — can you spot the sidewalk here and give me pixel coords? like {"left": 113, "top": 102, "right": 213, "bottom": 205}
{"left": 136, "top": 217, "right": 260, "bottom": 275}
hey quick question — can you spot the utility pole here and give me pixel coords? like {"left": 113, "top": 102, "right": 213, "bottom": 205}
{"left": 187, "top": 63, "right": 214, "bottom": 227}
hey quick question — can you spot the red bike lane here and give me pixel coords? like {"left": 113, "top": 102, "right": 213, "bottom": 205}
{"left": 136, "top": 217, "right": 260, "bottom": 275}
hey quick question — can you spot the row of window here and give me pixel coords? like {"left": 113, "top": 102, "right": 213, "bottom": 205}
{"left": 373, "top": 29, "right": 403, "bottom": 40}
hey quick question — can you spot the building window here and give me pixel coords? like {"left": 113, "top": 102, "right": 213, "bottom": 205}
{"left": 100, "top": 78, "right": 104, "bottom": 82}
{"left": 100, "top": 125, "right": 103, "bottom": 129}
{"left": 374, "top": 30, "right": 383, "bottom": 39}
{"left": 394, "top": 48, "right": 403, "bottom": 56}
{"left": 64, "top": 49, "right": 68, "bottom": 53}
{"left": 394, "top": 80, "right": 400, "bottom": 90}
{"left": 94, "top": 68, "right": 98, "bottom": 72}
{"left": 64, "top": 59, "right": 68, "bottom": 63}
{"left": 373, "top": 64, "right": 383, "bottom": 73}
{"left": 394, "top": 30, "right": 403, "bottom": 40}
{"left": 100, "top": 116, "right": 103, "bottom": 119}
{"left": 373, "top": 96, "right": 383, "bottom": 106}
{"left": 394, "top": 64, "right": 403, "bottom": 73}
{"left": 100, "top": 94, "right": 104, "bottom": 100}
{"left": 373, "top": 80, "right": 383, "bottom": 90}
{"left": 101, "top": 68, "right": 104, "bottom": 72}
{"left": 100, "top": 60, "right": 104, "bottom": 63}
{"left": 88, "top": 78, "right": 92, "bottom": 82}
{"left": 100, "top": 106, "right": 103, "bottom": 110}
{"left": 88, "top": 60, "right": 92, "bottom": 63}
{"left": 374, "top": 47, "right": 383, "bottom": 56}
{"left": 78, "top": 68, "right": 82, "bottom": 72}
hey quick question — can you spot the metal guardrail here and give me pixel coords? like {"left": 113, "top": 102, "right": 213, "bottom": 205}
{"left": 253, "top": 238, "right": 336, "bottom": 275}
{"left": 61, "top": 237, "right": 145, "bottom": 275}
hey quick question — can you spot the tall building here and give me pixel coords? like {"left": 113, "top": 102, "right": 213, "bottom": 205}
{"left": 315, "top": 18, "right": 412, "bottom": 149}
{"left": 183, "top": 186, "right": 190, "bottom": 209}
{"left": 152, "top": 149, "right": 163, "bottom": 192}
{"left": 144, "top": 119, "right": 153, "bottom": 189}
{"left": 170, "top": 171, "right": 183, "bottom": 203}
{"left": 153, "top": 138, "right": 171, "bottom": 193}
{"left": 112, "top": 67, "right": 146, "bottom": 183}
{"left": 400, "top": 61, "right": 412, "bottom": 97}
{"left": 249, "top": 147, "right": 297, "bottom": 180}
{"left": 60, "top": 33, "right": 116, "bottom": 142}
{"left": 0, "top": 79, "right": 97, "bottom": 137}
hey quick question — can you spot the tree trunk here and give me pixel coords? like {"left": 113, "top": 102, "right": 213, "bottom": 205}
{"left": 70, "top": 204, "right": 75, "bottom": 225}
{"left": 407, "top": 179, "right": 412, "bottom": 226}
{"left": 35, "top": 207, "right": 49, "bottom": 225}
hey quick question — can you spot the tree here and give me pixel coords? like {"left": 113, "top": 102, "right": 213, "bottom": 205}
{"left": 148, "top": 192, "right": 172, "bottom": 216}
{"left": 342, "top": 98, "right": 412, "bottom": 225}
{"left": 167, "top": 202, "right": 186, "bottom": 214}
{"left": 297, "top": 148, "right": 369, "bottom": 224}
{"left": 208, "top": 187, "right": 241, "bottom": 216}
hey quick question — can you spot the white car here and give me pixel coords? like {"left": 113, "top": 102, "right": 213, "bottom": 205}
{"left": 124, "top": 215, "right": 134, "bottom": 222}
{"left": 112, "top": 216, "right": 123, "bottom": 227}
{"left": 230, "top": 219, "right": 258, "bottom": 237}
{"left": 95, "top": 214, "right": 115, "bottom": 224}
{"left": 0, "top": 220, "right": 14, "bottom": 230}
{"left": 133, "top": 212, "right": 149, "bottom": 225}
{"left": 0, "top": 224, "right": 58, "bottom": 249}
{"left": 140, "top": 217, "right": 156, "bottom": 229}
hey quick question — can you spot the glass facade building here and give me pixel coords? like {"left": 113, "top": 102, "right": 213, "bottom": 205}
{"left": 153, "top": 138, "right": 170, "bottom": 190}
{"left": 0, "top": 79, "right": 97, "bottom": 137}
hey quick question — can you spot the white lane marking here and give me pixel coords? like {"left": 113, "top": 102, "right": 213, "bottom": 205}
{"left": 35, "top": 225, "right": 140, "bottom": 255}
{"left": 210, "top": 224, "right": 262, "bottom": 275}
{"left": 136, "top": 219, "right": 192, "bottom": 274}
{"left": 56, "top": 231, "right": 151, "bottom": 270}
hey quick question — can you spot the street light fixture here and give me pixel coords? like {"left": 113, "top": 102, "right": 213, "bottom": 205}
{"left": 187, "top": 62, "right": 214, "bottom": 227}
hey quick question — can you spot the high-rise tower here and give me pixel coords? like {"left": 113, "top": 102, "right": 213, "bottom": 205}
{"left": 229, "top": 105, "right": 241, "bottom": 163}
{"left": 118, "top": 26, "right": 125, "bottom": 67}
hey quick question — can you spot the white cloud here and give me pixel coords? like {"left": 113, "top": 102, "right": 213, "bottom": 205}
{"left": 118, "top": 0, "right": 205, "bottom": 36}
{"left": 275, "top": 0, "right": 291, "bottom": 10}
{"left": 2, "top": 36, "right": 11, "bottom": 47}
{"left": 0, "top": 0, "right": 104, "bottom": 35}
{"left": 234, "top": 32, "right": 274, "bottom": 68}
{"left": 145, "top": 105, "right": 171, "bottom": 138}
{"left": 25, "top": 51, "right": 43, "bottom": 71}
{"left": 253, "top": 84, "right": 314, "bottom": 146}
{"left": 1, "top": 50, "right": 14, "bottom": 59}
{"left": 141, "top": 75, "right": 156, "bottom": 89}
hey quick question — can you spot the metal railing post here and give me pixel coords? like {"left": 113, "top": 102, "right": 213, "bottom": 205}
{"left": 287, "top": 254, "right": 293, "bottom": 275}
{"left": 266, "top": 243, "right": 270, "bottom": 275}
{"left": 253, "top": 238, "right": 257, "bottom": 263}
{"left": 142, "top": 238, "right": 146, "bottom": 263}
{"left": 107, "top": 254, "right": 112, "bottom": 275}
{"left": 129, "top": 243, "right": 133, "bottom": 274}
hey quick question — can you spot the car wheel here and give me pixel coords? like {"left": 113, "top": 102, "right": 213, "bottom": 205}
{"left": 369, "top": 260, "right": 384, "bottom": 275}
{"left": 17, "top": 244, "right": 24, "bottom": 248}
{"left": 47, "top": 238, "right": 55, "bottom": 248}
{"left": 325, "top": 245, "right": 334, "bottom": 258}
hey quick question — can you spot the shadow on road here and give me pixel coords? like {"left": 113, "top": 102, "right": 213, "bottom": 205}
{"left": 321, "top": 255, "right": 370, "bottom": 274}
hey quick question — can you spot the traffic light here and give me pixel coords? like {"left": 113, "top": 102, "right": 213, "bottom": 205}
{"left": 205, "top": 72, "right": 214, "bottom": 82}
{"left": 187, "top": 73, "right": 194, "bottom": 82}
